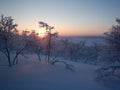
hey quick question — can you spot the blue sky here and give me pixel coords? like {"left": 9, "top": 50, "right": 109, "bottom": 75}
{"left": 0, "top": 0, "right": 120, "bottom": 36}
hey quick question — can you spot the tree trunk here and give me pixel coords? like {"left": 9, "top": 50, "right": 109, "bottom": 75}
{"left": 13, "top": 45, "right": 26, "bottom": 65}
{"left": 37, "top": 53, "right": 41, "bottom": 62}
{"left": 7, "top": 53, "right": 12, "bottom": 67}
{"left": 47, "top": 34, "right": 51, "bottom": 62}
{"left": 13, "top": 52, "right": 19, "bottom": 65}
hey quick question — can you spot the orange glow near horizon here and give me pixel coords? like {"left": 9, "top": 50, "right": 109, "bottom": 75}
{"left": 56, "top": 27, "right": 105, "bottom": 36}
{"left": 18, "top": 24, "right": 106, "bottom": 37}
{"left": 1, "top": 0, "right": 119, "bottom": 37}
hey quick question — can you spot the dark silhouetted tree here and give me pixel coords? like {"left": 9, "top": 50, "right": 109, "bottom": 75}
{"left": 0, "top": 15, "right": 27, "bottom": 67}
{"left": 26, "top": 30, "right": 43, "bottom": 62}
{"left": 96, "top": 19, "right": 120, "bottom": 80}
{"left": 39, "top": 21, "right": 58, "bottom": 62}
{"left": 0, "top": 15, "right": 18, "bottom": 67}
{"left": 104, "top": 18, "right": 120, "bottom": 69}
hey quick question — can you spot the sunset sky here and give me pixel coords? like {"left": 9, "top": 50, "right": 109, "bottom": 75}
{"left": 0, "top": 0, "right": 120, "bottom": 36}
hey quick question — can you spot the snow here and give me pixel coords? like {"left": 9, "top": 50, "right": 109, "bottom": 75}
{"left": 0, "top": 60, "right": 114, "bottom": 90}
{"left": 59, "top": 36, "right": 105, "bottom": 46}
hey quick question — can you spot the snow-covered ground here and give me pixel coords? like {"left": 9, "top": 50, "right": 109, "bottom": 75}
{"left": 0, "top": 54, "right": 119, "bottom": 90}
{"left": 59, "top": 36, "right": 105, "bottom": 46}
{"left": 0, "top": 35, "right": 119, "bottom": 90}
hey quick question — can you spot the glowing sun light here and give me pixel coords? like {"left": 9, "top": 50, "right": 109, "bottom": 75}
{"left": 38, "top": 28, "right": 46, "bottom": 38}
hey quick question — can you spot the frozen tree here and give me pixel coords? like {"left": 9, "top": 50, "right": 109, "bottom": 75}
{"left": 12, "top": 33, "right": 28, "bottom": 65}
{"left": 0, "top": 15, "right": 18, "bottom": 67}
{"left": 39, "top": 21, "right": 58, "bottom": 62}
{"left": 96, "top": 19, "right": 120, "bottom": 80}
{"left": 26, "top": 30, "right": 43, "bottom": 62}
{"left": 0, "top": 15, "right": 27, "bottom": 67}
{"left": 38, "top": 22, "right": 74, "bottom": 71}
{"left": 84, "top": 43, "right": 102, "bottom": 64}
{"left": 60, "top": 38, "right": 72, "bottom": 59}
{"left": 61, "top": 39, "right": 85, "bottom": 61}
{"left": 75, "top": 41, "right": 86, "bottom": 62}
{"left": 103, "top": 18, "right": 120, "bottom": 71}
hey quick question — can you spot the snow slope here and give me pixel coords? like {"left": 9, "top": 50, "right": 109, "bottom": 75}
{"left": 0, "top": 61, "right": 114, "bottom": 90}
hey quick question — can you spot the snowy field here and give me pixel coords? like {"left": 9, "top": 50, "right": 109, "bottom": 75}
{"left": 0, "top": 54, "right": 120, "bottom": 90}
{"left": 0, "top": 36, "right": 120, "bottom": 90}
{"left": 59, "top": 36, "right": 105, "bottom": 46}
{"left": 0, "top": 62, "right": 107, "bottom": 90}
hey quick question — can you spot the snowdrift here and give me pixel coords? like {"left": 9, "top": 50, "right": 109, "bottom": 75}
{"left": 0, "top": 62, "right": 113, "bottom": 90}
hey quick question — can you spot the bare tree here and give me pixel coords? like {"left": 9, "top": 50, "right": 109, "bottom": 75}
{"left": 0, "top": 15, "right": 27, "bottom": 67}
{"left": 26, "top": 30, "right": 43, "bottom": 62}
{"left": 0, "top": 15, "right": 18, "bottom": 67}
{"left": 12, "top": 34, "right": 28, "bottom": 65}
{"left": 39, "top": 21, "right": 58, "bottom": 62}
